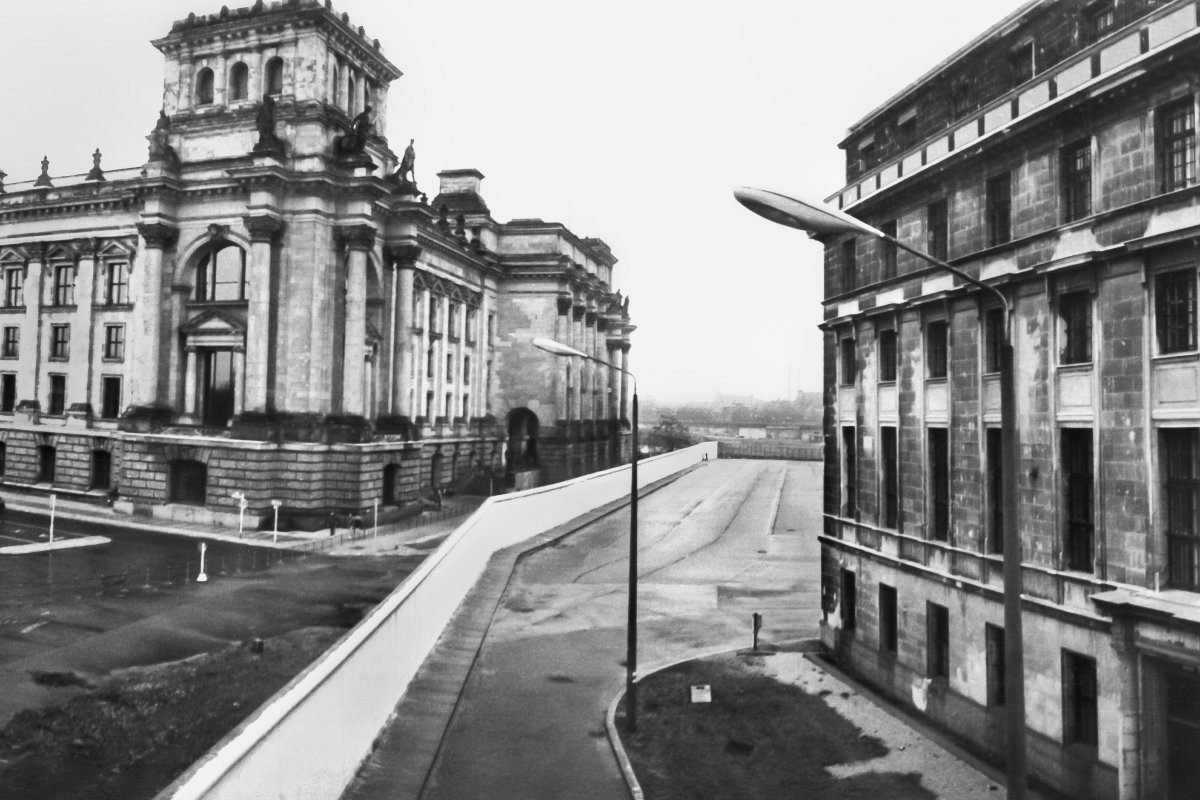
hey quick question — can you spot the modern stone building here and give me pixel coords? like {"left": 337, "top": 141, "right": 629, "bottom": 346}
{"left": 818, "top": 1, "right": 1200, "bottom": 797}
{"left": 0, "top": 0, "right": 634, "bottom": 528}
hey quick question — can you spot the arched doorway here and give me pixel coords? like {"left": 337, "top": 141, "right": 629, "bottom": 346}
{"left": 506, "top": 408, "right": 540, "bottom": 490}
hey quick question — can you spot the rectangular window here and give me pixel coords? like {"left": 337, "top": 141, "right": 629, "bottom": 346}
{"left": 986, "top": 624, "right": 1006, "bottom": 707}
{"left": 859, "top": 141, "right": 877, "bottom": 170}
{"left": 52, "top": 265, "right": 74, "bottom": 306}
{"left": 426, "top": 347, "right": 435, "bottom": 379}
{"left": 881, "top": 426, "right": 899, "bottom": 529}
{"left": 1010, "top": 42, "right": 1034, "bottom": 86}
{"left": 444, "top": 392, "right": 452, "bottom": 418}
{"left": 840, "top": 568, "right": 857, "bottom": 631}
{"left": 466, "top": 308, "right": 477, "bottom": 344}
{"left": 1062, "top": 140, "right": 1092, "bottom": 222}
{"left": 1161, "top": 99, "right": 1196, "bottom": 193}
{"left": 1, "top": 326, "right": 17, "bottom": 359}
{"left": 462, "top": 394, "right": 470, "bottom": 419}
{"left": 101, "top": 376, "right": 121, "bottom": 420}
{"left": 429, "top": 296, "right": 441, "bottom": 333}
{"left": 48, "top": 374, "right": 66, "bottom": 416}
{"left": 926, "top": 320, "right": 948, "bottom": 379}
{"left": 878, "top": 328, "right": 897, "bottom": 383}
{"left": 927, "top": 200, "right": 948, "bottom": 261}
{"left": 487, "top": 313, "right": 495, "bottom": 346}
{"left": 5, "top": 267, "right": 23, "bottom": 308}
{"left": 445, "top": 353, "right": 454, "bottom": 381}
{"left": 1059, "top": 292, "right": 1093, "bottom": 365}
{"left": 1063, "top": 429, "right": 1095, "bottom": 573}
{"left": 1062, "top": 650, "right": 1099, "bottom": 747}
{"left": 49, "top": 324, "right": 69, "bottom": 360}
{"left": 841, "top": 239, "right": 857, "bottom": 292}
{"left": 103, "top": 324, "right": 124, "bottom": 361}
{"left": 987, "top": 172, "right": 1012, "bottom": 247}
{"left": 0, "top": 373, "right": 14, "bottom": 413}
{"left": 898, "top": 112, "right": 917, "bottom": 149}
{"left": 448, "top": 303, "right": 459, "bottom": 337}
{"left": 929, "top": 428, "right": 950, "bottom": 541}
{"left": 842, "top": 425, "right": 857, "bottom": 518}
{"left": 984, "top": 308, "right": 1004, "bottom": 374}
{"left": 1164, "top": 428, "right": 1200, "bottom": 590}
{"left": 927, "top": 602, "right": 950, "bottom": 679}
{"left": 1085, "top": 4, "right": 1115, "bottom": 42}
{"left": 106, "top": 262, "right": 129, "bottom": 305}
{"left": 879, "top": 584, "right": 898, "bottom": 654}
{"left": 880, "top": 220, "right": 897, "bottom": 280}
{"left": 425, "top": 390, "right": 434, "bottom": 419}
{"left": 840, "top": 337, "right": 856, "bottom": 385}
{"left": 1156, "top": 269, "right": 1197, "bottom": 354}
{"left": 951, "top": 83, "right": 971, "bottom": 120}
{"left": 987, "top": 428, "right": 1004, "bottom": 555}
{"left": 464, "top": 356, "right": 471, "bottom": 385}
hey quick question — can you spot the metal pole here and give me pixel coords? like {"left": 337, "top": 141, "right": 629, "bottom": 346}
{"left": 48, "top": 493, "right": 55, "bottom": 544}
{"left": 1000, "top": 340, "right": 1027, "bottom": 800}
{"left": 627, "top": 389, "right": 639, "bottom": 732}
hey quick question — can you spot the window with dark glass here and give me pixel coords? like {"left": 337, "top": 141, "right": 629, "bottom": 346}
{"left": 898, "top": 112, "right": 917, "bottom": 149}
{"left": 4, "top": 267, "right": 23, "bottom": 308}
{"left": 878, "top": 328, "right": 897, "bottom": 382}
{"left": 47, "top": 374, "right": 65, "bottom": 415}
{"left": 1161, "top": 99, "right": 1196, "bottom": 193}
{"left": 91, "top": 449, "right": 112, "bottom": 490}
{"left": 984, "top": 308, "right": 1004, "bottom": 374}
{"left": 49, "top": 324, "right": 69, "bottom": 359}
{"left": 103, "top": 324, "right": 124, "bottom": 361}
{"left": 0, "top": 373, "right": 15, "bottom": 413}
{"left": 487, "top": 313, "right": 495, "bottom": 345}
{"left": 929, "top": 428, "right": 950, "bottom": 541}
{"left": 462, "top": 394, "right": 470, "bottom": 418}
{"left": 882, "top": 426, "right": 899, "bottom": 529}
{"left": 466, "top": 308, "right": 477, "bottom": 343}
{"left": 927, "top": 199, "right": 948, "bottom": 261}
{"left": 426, "top": 347, "right": 435, "bottom": 379}
{"left": 201, "top": 350, "right": 236, "bottom": 428}
{"left": 101, "top": 376, "right": 121, "bottom": 420}
{"left": 52, "top": 265, "right": 74, "bottom": 306}
{"left": 1063, "top": 429, "right": 1095, "bottom": 573}
{"left": 880, "top": 220, "right": 897, "bottom": 280}
{"left": 265, "top": 57, "right": 284, "bottom": 95}
{"left": 841, "top": 238, "right": 857, "bottom": 292}
{"left": 196, "top": 244, "right": 247, "bottom": 302}
{"left": 951, "top": 82, "right": 971, "bottom": 120}
{"left": 445, "top": 353, "right": 454, "bottom": 381}
{"left": 38, "top": 444, "right": 56, "bottom": 483}
{"left": 1063, "top": 140, "right": 1092, "bottom": 222}
{"left": 926, "top": 320, "right": 948, "bottom": 379}
{"left": 987, "top": 428, "right": 1004, "bottom": 555}
{"left": 840, "top": 337, "right": 856, "bottom": 385}
{"left": 196, "top": 67, "right": 215, "bottom": 105}
{"left": 1063, "top": 650, "right": 1099, "bottom": 747}
{"left": 430, "top": 296, "right": 441, "bottom": 333}
{"left": 229, "top": 62, "right": 249, "bottom": 101}
{"left": 464, "top": 355, "right": 471, "bottom": 385}
{"left": 987, "top": 624, "right": 1006, "bottom": 707}
{"left": 425, "top": 390, "right": 434, "bottom": 419}
{"left": 1, "top": 327, "right": 17, "bottom": 359}
{"left": 859, "top": 140, "right": 876, "bottom": 170}
{"left": 840, "top": 568, "right": 856, "bottom": 631}
{"left": 987, "top": 172, "right": 1012, "bottom": 247}
{"left": 843, "top": 425, "right": 856, "bottom": 518}
{"left": 1164, "top": 428, "right": 1200, "bottom": 590}
{"left": 1156, "top": 269, "right": 1197, "bottom": 354}
{"left": 168, "top": 459, "right": 207, "bottom": 505}
{"left": 1009, "top": 42, "right": 1034, "bottom": 86}
{"left": 879, "top": 584, "right": 898, "bottom": 654}
{"left": 927, "top": 602, "right": 950, "bottom": 679}
{"left": 448, "top": 303, "right": 459, "bottom": 338}
{"left": 106, "top": 261, "right": 129, "bottom": 305}
{"left": 1085, "top": 3, "right": 1115, "bottom": 42}
{"left": 1060, "top": 292, "right": 1093, "bottom": 364}
{"left": 444, "top": 392, "right": 452, "bottom": 418}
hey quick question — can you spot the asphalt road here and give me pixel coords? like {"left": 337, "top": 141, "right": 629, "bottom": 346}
{"left": 419, "top": 459, "right": 822, "bottom": 800}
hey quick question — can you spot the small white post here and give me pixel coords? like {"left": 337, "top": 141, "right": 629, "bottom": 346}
{"left": 272, "top": 500, "right": 281, "bottom": 544}
{"left": 233, "top": 491, "right": 247, "bottom": 537}
{"left": 373, "top": 500, "right": 378, "bottom": 538}
{"left": 48, "top": 493, "right": 56, "bottom": 544}
{"left": 197, "top": 542, "right": 208, "bottom": 583}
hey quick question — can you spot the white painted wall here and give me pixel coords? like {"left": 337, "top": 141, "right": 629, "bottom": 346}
{"left": 156, "top": 441, "right": 717, "bottom": 800}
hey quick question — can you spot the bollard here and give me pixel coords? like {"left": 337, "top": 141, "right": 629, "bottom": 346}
{"left": 752, "top": 612, "right": 763, "bottom": 651}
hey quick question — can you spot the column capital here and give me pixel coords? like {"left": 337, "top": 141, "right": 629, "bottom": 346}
{"left": 243, "top": 214, "right": 285, "bottom": 243}
{"left": 620, "top": 341, "right": 631, "bottom": 353}
{"left": 556, "top": 296, "right": 573, "bottom": 316}
{"left": 386, "top": 243, "right": 422, "bottom": 269}
{"left": 336, "top": 224, "right": 377, "bottom": 252}
{"left": 585, "top": 310, "right": 597, "bottom": 326}
{"left": 606, "top": 338, "right": 621, "bottom": 352}
{"left": 572, "top": 306, "right": 585, "bottom": 321}
{"left": 136, "top": 221, "right": 179, "bottom": 249}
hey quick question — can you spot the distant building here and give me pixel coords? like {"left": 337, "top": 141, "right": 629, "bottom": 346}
{"left": 0, "top": 1, "right": 633, "bottom": 527}
{"left": 820, "top": 2, "right": 1200, "bottom": 797}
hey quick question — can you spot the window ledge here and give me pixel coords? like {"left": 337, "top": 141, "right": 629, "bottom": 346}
{"left": 1057, "top": 362, "right": 1094, "bottom": 372}
{"left": 0, "top": 307, "right": 24, "bottom": 314}
{"left": 1152, "top": 351, "right": 1199, "bottom": 365}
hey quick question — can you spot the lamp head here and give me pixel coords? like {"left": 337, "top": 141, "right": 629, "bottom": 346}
{"left": 532, "top": 337, "right": 588, "bottom": 359}
{"left": 733, "top": 186, "right": 884, "bottom": 238}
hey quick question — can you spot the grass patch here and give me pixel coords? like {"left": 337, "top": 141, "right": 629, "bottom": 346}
{"left": 618, "top": 656, "right": 934, "bottom": 800}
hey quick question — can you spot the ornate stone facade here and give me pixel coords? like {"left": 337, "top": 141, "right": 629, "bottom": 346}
{"left": 0, "top": 0, "right": 634, "bottom": 528}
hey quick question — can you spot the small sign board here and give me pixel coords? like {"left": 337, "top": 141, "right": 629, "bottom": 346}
{"left": 690, "top": 684, "right": 712, "bottom": 704}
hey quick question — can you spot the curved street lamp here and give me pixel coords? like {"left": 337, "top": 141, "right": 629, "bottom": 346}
{"left": 533, "top": 336, "right": 641, "bottom": 731}
{"left": 733, "top": 186, "right": 1027, "bottom": 800}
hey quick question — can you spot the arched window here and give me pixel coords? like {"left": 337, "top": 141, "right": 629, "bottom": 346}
{"left": 196, "top": 67, "right": 215, "bottom": 105}
{"left": 347, "top": 73, "right": 357, "bottom": 115}
{"left": 229, "top": 62, "right": 249, "bottom": 101}
{"left": 265, "top": 57, "right": 284, "bottom": 95}
{"left": 169, "top": 459, "right": 207, "bottom": 505}
{"left": 196, "top": 243, "right": 248, "bottom": 302}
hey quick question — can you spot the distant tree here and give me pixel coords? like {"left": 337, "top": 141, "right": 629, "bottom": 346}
{"left": 644, "top": 416, "right": 696, "bottom": 452}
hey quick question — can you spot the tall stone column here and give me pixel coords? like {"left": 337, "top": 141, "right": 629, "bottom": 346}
{"left": 585, "top": 311, "right": 598, "bottom": 420}
{"left": 132, "top": 222, "right": 178, "bottom": 407}
{"left": 607, "top": 339, "right": 621, "bottom": 422}
{"left": 21, "top": 247, "right": 45, "bottom": 406}
{"left": 72, "top": 242, "right": 98, "bottom": 403}
{"left": 619, "top": 341, "right": 631, "bottom": 423}
{"left": 555, "top": 297, "right": 572, "bottom": 424}
{"left": 183, "top": 346, "right": 198, "bottom": 416}
{"left": 243, "top": 215, "right": 283, "bottom": 414}
{"left": 1112, "top": 618, "right": 1141, "bottom": 800}
{"left": 572, "top": 307, "right": 585, "bottom": 425}
{"left": 233, "top": 348, "right": 246, "bottom": 416}
{"left": 392, "top": 247, "right": 420, "bottom": 418}
{"left": 338, "top": 225, "right": 374, "bottom": 416}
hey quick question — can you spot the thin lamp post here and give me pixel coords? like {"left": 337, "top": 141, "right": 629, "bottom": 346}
{"left": 733, "top": 186, "right": 1026, "bottom": 800}
{"left": 533, "top": 336, "right": 640, "bottom": 731}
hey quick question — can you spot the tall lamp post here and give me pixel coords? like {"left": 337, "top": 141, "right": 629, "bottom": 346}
{"left": 733, "top": 186, "right": 1026, "bottom": 800}
{"left": 533, "top": 336, "right": 641, "bottom": 731}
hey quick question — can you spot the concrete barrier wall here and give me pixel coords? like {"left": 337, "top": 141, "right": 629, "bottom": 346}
{"left": 158, "top": 441, "right": 717, "bottom": 800}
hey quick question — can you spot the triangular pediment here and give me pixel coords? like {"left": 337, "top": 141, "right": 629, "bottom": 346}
{"left": 180, "top": 308, "right": 246, "bottom": 336}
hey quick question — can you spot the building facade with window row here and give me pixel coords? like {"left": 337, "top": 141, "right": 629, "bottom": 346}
{"left": 820, "top": 1, "right": 1200, "bottom": 798}
{"left": 0, "top": 0, "right": 635, "bottom": 528}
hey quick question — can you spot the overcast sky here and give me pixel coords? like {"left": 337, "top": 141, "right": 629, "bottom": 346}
{"left": 0, "top": 0, "right": 1029, "bottom": 403}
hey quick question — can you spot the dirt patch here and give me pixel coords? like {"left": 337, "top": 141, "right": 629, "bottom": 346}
{"left": 0, "top": 626, "right": 344, "bottom": 800}
{"left": 618, "top": 655, "right": 935, "bottom": 800}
